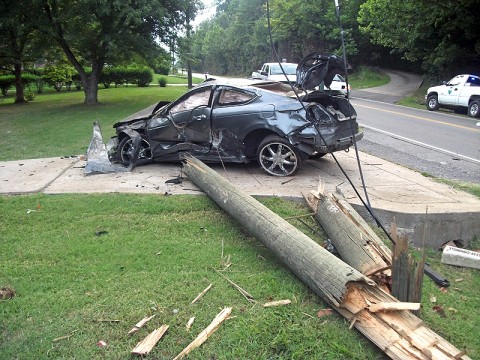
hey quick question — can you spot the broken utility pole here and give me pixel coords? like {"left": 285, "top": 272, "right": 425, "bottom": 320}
{"left": 183, "top": 156, "right": 470, "bottom": 360}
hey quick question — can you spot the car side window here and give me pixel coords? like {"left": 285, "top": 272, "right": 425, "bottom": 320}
{"left": 447, "top": 75, "right": 462, "bottom": 86}
{"left": 217, "top": 88, "right": 256, "bottom": 106}
{"left": 170, "top": 87, "right": 211, "bottom": 114}
{"left": 467, "top": 76, "right": 480, "bottom": 87}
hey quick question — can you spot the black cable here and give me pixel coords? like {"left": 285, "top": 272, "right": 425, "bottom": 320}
{"left": 266, "top": 0, "right": 393, "bottom": 242}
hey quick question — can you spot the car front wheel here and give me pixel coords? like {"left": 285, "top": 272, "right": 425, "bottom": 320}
{"left": 468, "top": 100, "right": 480, "bottom": 118}
{"left": 117, "top": 136, "right": 152, "bottom": 165}
{"left": 426, "top": 95, "right": 439, "bottom": 111}
{"left": 257, "top": 135, "right": 303, "bottom": 176}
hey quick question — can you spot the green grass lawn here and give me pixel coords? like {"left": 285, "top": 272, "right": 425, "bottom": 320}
{"left": 0, "top": 86, "right": 189, "bottom": 160}
{"left": 1, "top": 194, "right": 478, "bottom": 359}
{"left": 1, "top": 81, "right": 479, "bottom": 359}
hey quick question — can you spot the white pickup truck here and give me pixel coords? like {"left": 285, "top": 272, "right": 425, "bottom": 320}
{"left": 426, "top": 74, "right": 480, "bottom": 117}
{"left": 251, "top": 62, "right": 297, "bottom": 83}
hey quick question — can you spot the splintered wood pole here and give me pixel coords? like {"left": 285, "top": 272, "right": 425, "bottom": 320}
{"left": 391, "top": 222, "right": 424, "bottom": 312}
{"left": 183, "top": 156, "right": 471, "bottom": 360}
{"left": 305, "top": 190, "right": 392, "bottom": 280}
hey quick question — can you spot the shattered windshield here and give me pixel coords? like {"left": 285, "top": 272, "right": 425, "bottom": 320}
{"left": 170, "top": 87, "right": 212, "bottom": 113}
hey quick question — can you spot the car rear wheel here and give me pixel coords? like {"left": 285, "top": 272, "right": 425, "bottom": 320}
{"left": 426, "top": 95, "right": 439, "bottom": 111}
{"left": 257, "top": 135, "right": 303, "bottom": 176}
{"left": 117, "top": 136, "right": 152, "bottom": 165}
{"left": 468, "top": 100, "right": 480, "bottom": 118}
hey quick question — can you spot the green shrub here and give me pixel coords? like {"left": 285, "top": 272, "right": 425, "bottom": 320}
{"left": 43, "top": 63, "right": 74, "bottom": 91}
{"left": 158, "top": 77, "right": 167, "bottom": 87}
{"left": 0, "top": 75, "right": 14, "bottom": 96}
{"left": 0, "top": 74, "right": 40, "bottom": 96}
{"left": 135, "top": 68, "right": 153, "bottom": 87}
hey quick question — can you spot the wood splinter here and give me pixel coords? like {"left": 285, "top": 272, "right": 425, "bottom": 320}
{"left": 368, "top": 302, "right": 421, "bottom": 313}
{"left": 128, "top": 315, "right": 156, "bottom": 336}
{"left": 263, "top": 299, "right": 291, "bottom": 308}
{"left": 131, "top": 325, "right": 169, "bottom": 356}
{"left": 191, "top": 284, "right": 213, "bottom": 304}
{"left": 173, "top": 307, "right": 232, "bottom": 360}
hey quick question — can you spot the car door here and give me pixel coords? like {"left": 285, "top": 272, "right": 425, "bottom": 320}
{"left": 146, "top": 86, "right": 213, "bottom": 146}
{"left": 438, "top": 75, "right": 464, "bottom": 105}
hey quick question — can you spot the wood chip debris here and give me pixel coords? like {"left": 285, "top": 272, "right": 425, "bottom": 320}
{"left": 173, "top": 307, "right": 232, "bottom": 360}
{"left": 52, "top": 330, "right": 78, "bottom": 342}
{"left": 128, "top": 315, "right": 156, "bottom": 336}
{"left": 367, "top": 302, "right": 421, "bottom": 313}
{"left": 263, "top": 299, "right": 291, "bottom": 307}
{"left": 191, "top": 284, "right": 213, "bottom": 304}
{"left": 131, "top": 325, "right": 169, "bottom": 356}
{"left": 186, "top": 317, "right": 195, "bottom": 331}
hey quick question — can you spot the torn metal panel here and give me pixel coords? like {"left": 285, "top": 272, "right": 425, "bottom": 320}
{"left": 84, "top": 122, "right": 132, "bottom": 174}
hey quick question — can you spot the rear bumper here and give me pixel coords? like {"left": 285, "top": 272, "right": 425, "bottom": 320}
{"left": 316, "top": 131, "right": 364, "bottom": 153}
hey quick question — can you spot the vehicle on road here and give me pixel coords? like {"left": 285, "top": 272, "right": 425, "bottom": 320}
{"left": 425, "top": 74, "right": 480, "bottom": 117}
{"left": 251, "top": 62, "right": 297, "bottom": 83}
{"left": 325, "top": 74, "right": 351, "bottom": 95}
{"left": 108, "top": 55, "right": 362, "bottom": 177}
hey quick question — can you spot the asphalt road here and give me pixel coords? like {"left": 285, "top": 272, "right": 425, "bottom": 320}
{"left": 350, "top": 70, "right": 480, "bottom": 185}
{"left": 200, "top": 70, "right": 480, "bottom": 184}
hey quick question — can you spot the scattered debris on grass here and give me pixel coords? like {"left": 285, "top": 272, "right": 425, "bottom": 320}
{"left": 0, "top": 287, "right": 16, "bottom": 300}
{"left": 173, "top": 307, "right": 232, "bottom": 360}
{"left": 441, "top": 245, "right": 480, "bottom": 270}
{"left": 131, "top": 325, "right": 169, "bottom": 356}
{"left": 190, "top": 284, "right": 213, "bottom": 304}
{"left": 263, "top": 299, "right": 291, "bottom": 308}
{"left": 128, "top": 315, "right": 156, "bottom": 336}
{"left": 317, "top": 309, "right": 333, "bottom": 318}
{"left": 186, "top": 317, "right": 195, "bottom": 331}
{"left": 52, "top": 330, "right": 78, "bottom": 342}
{"left": 97, "top": 340, "right": 108, "bottom": 348}
{"left": 184, "top": 156, "right": 472, "bottom": 360}
{"left": 214, "top": 269, "right": 255, "bottom": 303}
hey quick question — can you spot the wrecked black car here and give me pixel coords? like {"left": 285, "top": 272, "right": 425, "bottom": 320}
{"left": 107, "top": 53, "right": 363, "bottom": 176}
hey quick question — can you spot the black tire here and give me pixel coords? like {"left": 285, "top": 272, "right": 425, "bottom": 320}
{"left": 468, "top": 100, "right": 480, "bottom": 118}
{"left": 257, "top": 135, "right": 303, "bottom": 176}
{"left": 426, "top": 94, "right": 439, "bottom": 111}
{"left": 117, "top": 136, "right": 152, "bottom": 165}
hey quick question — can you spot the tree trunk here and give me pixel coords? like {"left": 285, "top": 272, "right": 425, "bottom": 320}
{"left": 82, "top": 74, "right": 99, "bottom": 106}
{"left": 13, "top": 62, "right": 26, "bottom": 104}
{"left": 183, "top": 156, "right": 471, "bottom": 360}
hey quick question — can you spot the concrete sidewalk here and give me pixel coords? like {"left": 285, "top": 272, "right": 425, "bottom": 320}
{"left": 1, "top": 151, "right": 479, "bottom": 247}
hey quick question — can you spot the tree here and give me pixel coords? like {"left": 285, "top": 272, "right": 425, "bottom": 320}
{"left": 358, "top": 0, "right": 480, "bottom": 77}
{"left": 29, "top": 0, "right": 187, "bottom": 105}
{"left": 0, "top": 0, "right": 38, "bottom": 103}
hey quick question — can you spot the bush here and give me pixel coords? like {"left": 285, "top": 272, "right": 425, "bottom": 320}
{"left": 0, "top": 74, "right": 40, "bottom": 96}
{"left": 158, "top": 77, "right": 167, "bottom": 87}
{"left": 0, "top": 75, "right": 15, "bottom": 96}
{"left": 135, "top": 68, "right": 153, "bottom": 87}
{"left": 43, "top": 63, "right": 74, "bottom": 91}
{"left": 154, "top": 61, "right": 171, "bottom": 75}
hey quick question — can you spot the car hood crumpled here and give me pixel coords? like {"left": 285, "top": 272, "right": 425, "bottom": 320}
{"left": 296, "top": 53, "right": 347, "bottom": 91}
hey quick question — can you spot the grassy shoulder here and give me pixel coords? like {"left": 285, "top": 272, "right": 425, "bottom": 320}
{"left": 348, "top": 66, "right": 390, "bottom": 89}
{"left": 1, "top": 194, "right": 478, "bottom": 359}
